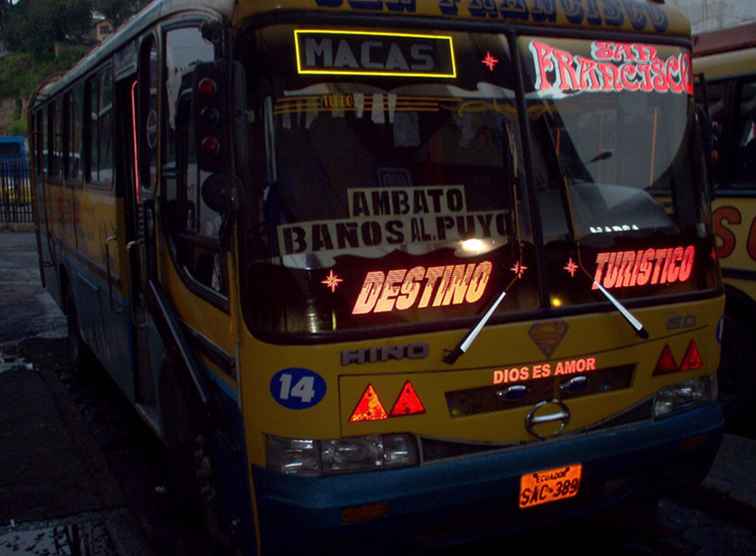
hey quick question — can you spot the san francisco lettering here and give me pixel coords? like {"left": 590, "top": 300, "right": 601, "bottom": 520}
{"left": 592, "top": 245, "right": 695, "bottom": 290}
{"left": 352, "top": 261, "right": 493, "bottom": 314}
{"left": 530, "top": 39, "right": 692, "bottom": 95}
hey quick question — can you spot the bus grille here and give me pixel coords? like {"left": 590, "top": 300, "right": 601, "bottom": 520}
{"left": 445, "top": 364, "right": 635, "bottom": 418}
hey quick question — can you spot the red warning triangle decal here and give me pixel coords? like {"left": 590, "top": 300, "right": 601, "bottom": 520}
{"left": 655, "top": 344, "right": 678, "bottom": 375}
{"left": 389, "top": 381, "right": 426, "bottom": 417}
{"left": 349, "top": 384, "right": 388, "bottom": 423}
{"left": 680, "top": 339, "right": 704, "bottom": 371}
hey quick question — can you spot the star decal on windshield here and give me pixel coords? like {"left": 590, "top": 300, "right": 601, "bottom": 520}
{"left": 563, "top": 257, "right": 579, "bottom": 278}
{"left": 511, "top": 261, "right": 527, "bottom": 279}
{"left": 482, "top": 51, "right": 499, "bottom": 71}
{"left": 321, "top": 270, "right": 344, "bottom": 293}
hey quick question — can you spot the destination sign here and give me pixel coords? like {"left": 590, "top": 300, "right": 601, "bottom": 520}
{"left": 294, "top": 29, "right": 456, "bottom": 78}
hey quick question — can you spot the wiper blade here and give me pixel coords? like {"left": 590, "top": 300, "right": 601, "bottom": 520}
{"left": 590, "top": 276, "right": 649, "bottom": 339}
{"left": 443, "top": 281, "right": 513, "bottom": 365}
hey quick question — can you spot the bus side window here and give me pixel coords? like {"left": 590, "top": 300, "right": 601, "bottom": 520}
{"left": 139, "top": 37, "right": 159, "bottom": 191}
{"left": 47, "top": 102, "right": 56, "bottom": 178}
{"left": 38, "top": 108, "right": 47, "bottom": 177}
{"left": 85, "top": 76, "right": 99, "bottom": 183}
{"left": 84, "top": 68, "right": 114, "bottom": 187}
{"left": 56, "top": 98, "right": 65, "bottom": 181}
{"left": 99, "top": 71, "right": 114, "bottom": 187}
{"left": 62, "top": 93, "right": 71, "bottom": 180}
{"left": 735, "top": 80, "right": 756, "bottom": 189}
{"left": 163, "top": 25, "right": 227, "bottom": 298}
{"left": 70, "top": 83, "right": 84, "bottom": 183}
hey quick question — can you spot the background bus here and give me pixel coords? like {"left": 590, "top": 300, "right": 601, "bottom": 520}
{"left": 693, "top": 22, "right": 756, "bottom": 426}
{"left": 0, "top": 135, "right": 28, "bottom": 173}
{"left": 30, "top": 0, "right": 724, "bottom": 554}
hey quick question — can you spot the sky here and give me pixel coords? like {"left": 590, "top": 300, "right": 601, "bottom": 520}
{"left": 670, "top": 0, "right": 756, "bottom": 33}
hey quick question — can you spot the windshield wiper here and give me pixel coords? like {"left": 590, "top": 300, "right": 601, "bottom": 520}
{"left": 443, "top": 278, "right": 516, "bottom": 365}
{"left": 587, "top": 270, "right": 649, "bottom": 339}
{"left": 587, "top": 150, "right": 613, "bottom": 164}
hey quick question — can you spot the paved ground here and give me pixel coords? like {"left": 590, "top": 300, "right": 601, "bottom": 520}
{"left": 0, "top": 234, "right": 150, "bottom": 556}
{"left": 1, "top": 232, "right": 755, "bottom": 556}
{"left": 0, "top": 233, "right": 65, "bottom": 343}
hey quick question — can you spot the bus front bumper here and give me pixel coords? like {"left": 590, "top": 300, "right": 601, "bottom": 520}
{"left": 253, "top": 402, "right": 722, "bottom": 552}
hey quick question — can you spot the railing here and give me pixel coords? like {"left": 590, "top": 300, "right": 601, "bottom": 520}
{"left": 0, "top": 159, "right": 32, "bottom": 224}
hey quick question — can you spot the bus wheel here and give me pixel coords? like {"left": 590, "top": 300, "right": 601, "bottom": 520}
{"left": 159, "top": 359, "right": 236, "bottom": 554}
{"left": 64, "top": 284, "right": 89, "bottom": 372}
{"left": 718, "top": 309, "right": 756, "bottom": 432}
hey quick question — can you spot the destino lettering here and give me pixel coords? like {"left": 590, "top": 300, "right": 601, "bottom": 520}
{"left": 352, "top": 261, "right": 493, "bottom": 314}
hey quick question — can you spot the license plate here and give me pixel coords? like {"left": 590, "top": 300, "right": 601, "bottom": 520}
{"left": 519, "top": 464, "right": 582, "bottom": 509}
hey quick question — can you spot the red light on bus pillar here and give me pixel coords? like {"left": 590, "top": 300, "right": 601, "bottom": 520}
{"left": 389, "top": 381, "right": 426, "bottom": 417}
{"left": 349, "top": 384, "right": 388, "bottom": 423}
{"left": 201, "top": 136, "right": 221, "bottom": 156}
{"left": 654, "top": 344, "right": 679, "bottom": 375}
{"left": 197, "top": 77, "right": 218, "bottom": 97}
{"left": 680, "top": 339, "right": 703, "bottom": 371}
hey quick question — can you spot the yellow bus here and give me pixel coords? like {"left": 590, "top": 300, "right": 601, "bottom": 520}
{"left": 693, "top": 22, "right": 756, "bottom": 425}
{"left": 30, "top": 0, "right": 724, "bottom": 553}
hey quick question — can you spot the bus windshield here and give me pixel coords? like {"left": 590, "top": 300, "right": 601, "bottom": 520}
{"left": 238, "top": 28, "right": 718, "bottom": 338}
{"left": 518, "top": 36, "right": 718, "bottom": 307}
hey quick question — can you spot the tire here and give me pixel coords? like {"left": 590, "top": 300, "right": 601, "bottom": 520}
{"left": 64, "top": 283, "right": 90, "bottom": 372}
{"left": 718, "top": 309, "right": 756, "bottom": 432}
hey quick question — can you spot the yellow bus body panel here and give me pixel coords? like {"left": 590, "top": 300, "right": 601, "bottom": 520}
{"left": 239, "top": 295, "right": 723, "bottom": 466}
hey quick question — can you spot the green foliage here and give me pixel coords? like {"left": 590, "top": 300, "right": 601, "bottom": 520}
{"left": 0, "top": 46, "right": 87, "bottom": 99}
{"left": 8, "top": 114, "right": 27, "bottom": 135}
{"left": 95, "top": 0, "right": 147, "bottom": 27}
{"left": 3, "top": 0, "right": 94, "bottom": 56}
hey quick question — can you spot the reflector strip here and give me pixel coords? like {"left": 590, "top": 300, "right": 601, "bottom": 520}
{"left": 654, "top": 344, "right": 678, "bottom": 375}
{"left": 680, "top": 339, "right": 703, "bottom": 371}
{"left": 349, "top": 384, "right": 389, "bottom": 422}
{"left": 389, "top": 381, "right": 426, "bottom": 417}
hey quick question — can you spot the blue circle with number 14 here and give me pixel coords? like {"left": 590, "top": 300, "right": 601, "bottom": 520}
{"left": 270, "top": 368, "right": 327, "bottom": 409}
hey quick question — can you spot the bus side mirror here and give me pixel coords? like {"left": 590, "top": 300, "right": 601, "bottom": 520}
{"left": 695, "top": 105, "right": 715, "bottom": 202}
{"left": 201, "top": 173, "right": 226, "bottom": 213}
{"left": 193, "top": 62, "right": 227, "bottom": 174}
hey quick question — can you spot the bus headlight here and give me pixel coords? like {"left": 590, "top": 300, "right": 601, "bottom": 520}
{"left": 266, "top": 434, "right": 419, "bottom": 476}
{"left": 653, "top": 375, "right": 717, "bottom": 418}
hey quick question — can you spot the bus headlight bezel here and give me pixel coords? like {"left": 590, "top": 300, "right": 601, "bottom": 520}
{"left": 653, "top": 375, "right": 717, "bottom": 418}
{"left": 266, "top": 433, "right": 419, "bottom": 476}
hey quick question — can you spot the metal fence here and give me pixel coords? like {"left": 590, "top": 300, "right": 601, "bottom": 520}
{"left": 0, "top": 160, "right": 32, "bottom": 224}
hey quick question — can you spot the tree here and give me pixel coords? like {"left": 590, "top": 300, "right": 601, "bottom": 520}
{"left": 3, "top": 0, "right": 94, "bottom": 57}
{"left": 95, "top": 0, "right": 148, "bottom": 28}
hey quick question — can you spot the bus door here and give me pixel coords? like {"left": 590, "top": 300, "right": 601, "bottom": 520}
{"left": 120, "top": 35, "right": 166, "bottom": 431}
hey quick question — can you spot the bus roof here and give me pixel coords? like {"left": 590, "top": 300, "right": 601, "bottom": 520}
{"left": 33, "top": 0, "right": 234, "bottom": 106}
{"left": 693, "top": 21, "right": 756, "bottom": 58}
{"left": 233, "top": 0, "right": 690, "bottom": 36}
{"left": 693, "top": 22, "right": 756, "bottom": 80}
{"left": 33, "top": 0, "right": 689, "bottom": 108}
